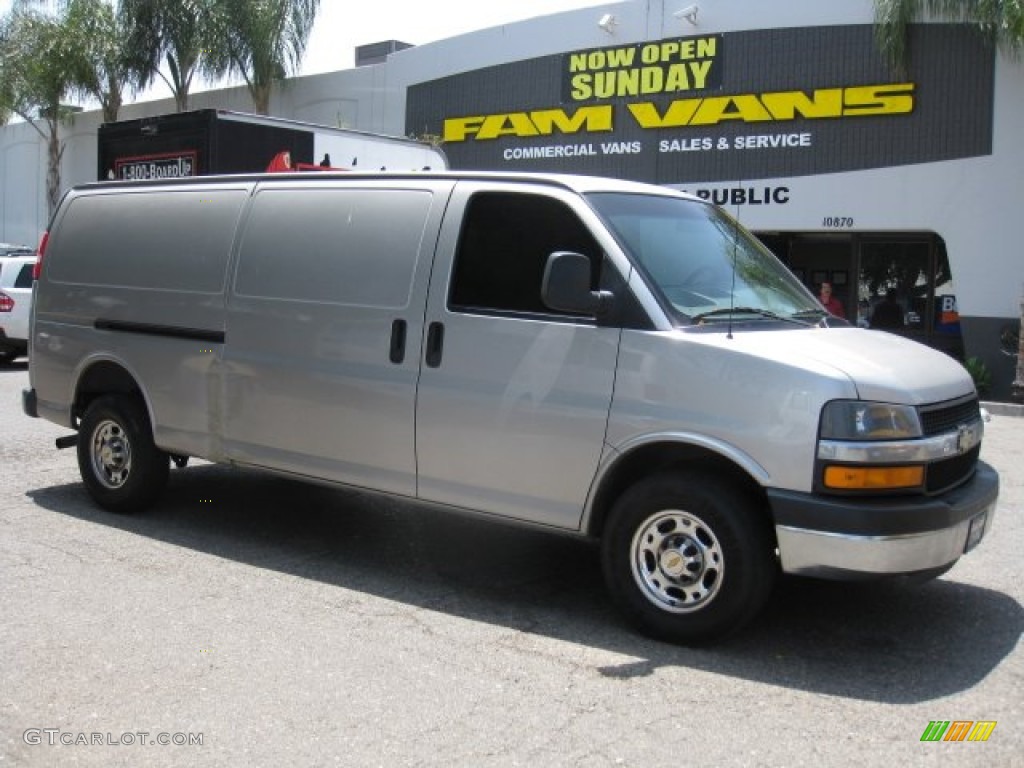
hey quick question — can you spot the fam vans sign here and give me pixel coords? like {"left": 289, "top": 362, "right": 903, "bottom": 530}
{"left": 405, "top": 24, "right": 994, "bottom": 184}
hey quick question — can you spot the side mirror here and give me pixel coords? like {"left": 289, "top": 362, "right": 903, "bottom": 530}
{"left": 541, "top": 251, "right": 614, "bottom": 318}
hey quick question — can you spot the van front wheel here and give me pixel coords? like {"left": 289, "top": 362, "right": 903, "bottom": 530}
{"left": 601, "top": 472, "right": 777, "bottom": 644}
{"left": 77, "top": 396, "right": 169, "bottom": 514}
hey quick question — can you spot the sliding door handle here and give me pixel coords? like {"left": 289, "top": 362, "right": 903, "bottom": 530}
{"left": 389, "top": 319, "right": 407, "bottom": 364}
{"left": 425, "top": 322, "right": 444, "bottom": 368}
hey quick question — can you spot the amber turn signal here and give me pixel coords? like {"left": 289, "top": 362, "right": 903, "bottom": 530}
{"left": 823, "top": 465, "right": 924, "bottom": 490}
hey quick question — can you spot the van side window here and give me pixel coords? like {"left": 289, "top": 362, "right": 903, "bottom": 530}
{"left": 450, "top": 192, "right": 602, "bottom": 317}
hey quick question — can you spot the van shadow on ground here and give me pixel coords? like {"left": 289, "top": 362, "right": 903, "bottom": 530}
{"left": 28, "top": 463, "right": 1022, "bottom": 704}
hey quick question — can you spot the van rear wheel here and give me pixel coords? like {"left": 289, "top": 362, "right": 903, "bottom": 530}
{"left": 77, "top": 396, "right": 169, "bottom": 514}
{"left": 601, "top": 471, "right": 777, "bottom": 644}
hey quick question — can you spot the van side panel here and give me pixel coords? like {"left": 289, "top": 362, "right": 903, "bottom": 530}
{"left": 222, "top": 181, "right": 452, "bottom": 496}
{"left": 32, "top": 185, "right": 251, "bottom": 456}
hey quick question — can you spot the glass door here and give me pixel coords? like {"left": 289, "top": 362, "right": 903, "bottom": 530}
{"left": 857, "top": 236, "right": 963, "bottom": 358}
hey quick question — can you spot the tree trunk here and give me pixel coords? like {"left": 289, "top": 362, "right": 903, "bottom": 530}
{"left": 46, "top": 116, "right": 63, "bottom": 218}
{"left": 167, "top": 54, "right": 190, "bottom": 112}
{"left": 102, "top": 75, "right": 123, "bottom": 124}
{"left": 252, "top": 82, "right": 271, "bottom": 115}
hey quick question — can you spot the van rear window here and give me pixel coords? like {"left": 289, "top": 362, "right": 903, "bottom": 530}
{"left": 47, "top": 189, "right": 247, "bottom": 293}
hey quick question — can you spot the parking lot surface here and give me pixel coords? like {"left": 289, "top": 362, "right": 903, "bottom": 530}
{"left": 1, "top": 361, "right": 1021, "bottom": 767}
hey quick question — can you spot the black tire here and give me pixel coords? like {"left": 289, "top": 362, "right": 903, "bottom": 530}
{"left": 0, "top": 350, "right": 18, "bottom": 364}
{"left": 601, "top": 471, "right": 777, "bottom": 644}
{"left": 77, "top": 395, "right": 169, "bottom": 514}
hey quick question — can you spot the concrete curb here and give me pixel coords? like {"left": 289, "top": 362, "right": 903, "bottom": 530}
{"left": 981, "top": 401, "right": 1024, "bottom": 418}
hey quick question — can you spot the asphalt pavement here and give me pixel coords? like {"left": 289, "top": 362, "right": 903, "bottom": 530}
{"left": 1, "top": 360, "right": 1021, "bottom": 767}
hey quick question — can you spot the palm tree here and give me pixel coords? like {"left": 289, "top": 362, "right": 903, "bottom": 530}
{"left": 0, "top": 2, "right": 80, "bottom": 216}
{"left": 215, "top": 0, "right": 320, "bottom": 115}
{"left": 1, "top": 0, "right": 144, "bottom": 212}
{"left": 64, "top": 0, "right": 146, "bottom": 123}
{"left": 874, "top": 0, "right": 1024, "bottom": 71}
{"left": 120, "top": 0, "right": 226, "bottom": 112}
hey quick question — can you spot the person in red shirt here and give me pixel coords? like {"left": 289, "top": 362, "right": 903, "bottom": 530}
{"left": 818, "top": 281, "right": 845, "bottom": 318}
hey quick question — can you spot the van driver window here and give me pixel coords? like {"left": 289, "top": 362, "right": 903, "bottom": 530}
{"left": 449, "top": 192, "right": 602, "bottom": 316}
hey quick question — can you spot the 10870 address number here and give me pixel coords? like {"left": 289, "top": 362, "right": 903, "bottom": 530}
{"left": 822, "top": 217, "right": 854, "bottom": 228}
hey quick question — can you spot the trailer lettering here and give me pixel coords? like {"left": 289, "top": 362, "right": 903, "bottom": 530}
{"left": 114, "top": 154, "right": 197, "bottom": 180}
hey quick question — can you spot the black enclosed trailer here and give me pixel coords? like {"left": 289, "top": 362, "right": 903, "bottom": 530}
{"left": 97, "top": 109, "right": 446, "bottom": 181}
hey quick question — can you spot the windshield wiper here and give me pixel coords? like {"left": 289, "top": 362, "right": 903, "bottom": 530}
{"left": 691, "top": 307, "right": 812, "bottom": 326}
{"left": 791, "top": 308, "right": 828, "bottom": 319}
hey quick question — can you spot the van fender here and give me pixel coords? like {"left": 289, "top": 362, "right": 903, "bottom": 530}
{"left": 581, "top": 431, "right": 771, "bottom": 534}
{"left": 69, "top": 351, "right": 156, "bottom": 429}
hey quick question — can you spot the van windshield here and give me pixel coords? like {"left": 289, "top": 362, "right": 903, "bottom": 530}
{"left": 587, "top": 192, "right": 821, "bottom": 326}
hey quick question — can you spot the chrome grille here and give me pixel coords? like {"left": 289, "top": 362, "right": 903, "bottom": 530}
{"left": 918, "top": 395, "right": 982, "bottom": 493}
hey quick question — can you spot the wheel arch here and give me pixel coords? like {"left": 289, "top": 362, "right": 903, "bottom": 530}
{"left": 72, "top": 357, "right": 151, "bottom": 429}
{"left": 584, "top": 438, "right": 772, "bottom": 539}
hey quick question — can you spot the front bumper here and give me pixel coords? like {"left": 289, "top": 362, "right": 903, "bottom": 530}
{"left": 769, "top": 461, "right": 999, "bottom": 577}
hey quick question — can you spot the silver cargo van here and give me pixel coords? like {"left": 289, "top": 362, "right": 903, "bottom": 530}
{"left": 23, "top": 172, "right": 998, "bottom": 642}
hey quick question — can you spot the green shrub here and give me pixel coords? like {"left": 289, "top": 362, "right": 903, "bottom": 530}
{"left": 964, "top": 357, "right": 991, "bottom": 396}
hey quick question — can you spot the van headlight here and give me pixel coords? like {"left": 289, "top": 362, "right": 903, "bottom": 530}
{"left": 818, "top": 400, "right": 925, "bottom": 492}
{"left": 819, "top": 401, "right": 922, "bottom": 441}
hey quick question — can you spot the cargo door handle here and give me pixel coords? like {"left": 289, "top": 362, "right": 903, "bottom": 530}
{"left": 425, "top": 322, "right": 444, "bottom": 368}
{"left": 389, "top": 319, "right": 407, "bottom": 364}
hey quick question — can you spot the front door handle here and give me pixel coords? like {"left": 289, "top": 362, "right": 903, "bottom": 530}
{"left": 425, "top": 322, "right": 444, "bottom": 368}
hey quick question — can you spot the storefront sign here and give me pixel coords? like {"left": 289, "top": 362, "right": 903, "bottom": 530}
{"left": 406, "top": 25, "right": 994, "bottom": 184}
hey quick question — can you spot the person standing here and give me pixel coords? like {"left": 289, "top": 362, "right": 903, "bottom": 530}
{"left": 818, "top": 281, "right": 845, "bottom": 318}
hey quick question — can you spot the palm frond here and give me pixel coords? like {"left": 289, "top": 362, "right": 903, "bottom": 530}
{"left": 875, "top": 0, "right": 1024, "bottom": 71}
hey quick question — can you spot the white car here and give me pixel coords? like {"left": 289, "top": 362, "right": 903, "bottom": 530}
{"left": 0, "top": 255, "right": 35, "bottom": 363}
{"left": 0, "top": 242, "right": 33, "bottom": 258}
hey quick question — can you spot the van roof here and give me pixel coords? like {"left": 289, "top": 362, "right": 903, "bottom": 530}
{"left": 67, "top": 170, "right": 699, "bottom": 200}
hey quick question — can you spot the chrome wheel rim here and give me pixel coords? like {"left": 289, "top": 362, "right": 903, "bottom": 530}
{"left": 630, "top": 510, "right": 724, "bottom": 613}
{"left": 90, "top": 419, "right": 132, "bottom": 489}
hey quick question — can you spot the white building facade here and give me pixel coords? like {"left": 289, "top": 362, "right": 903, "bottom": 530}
{"left": 2, "top": 0, "right": 1022, "bottom": 397}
